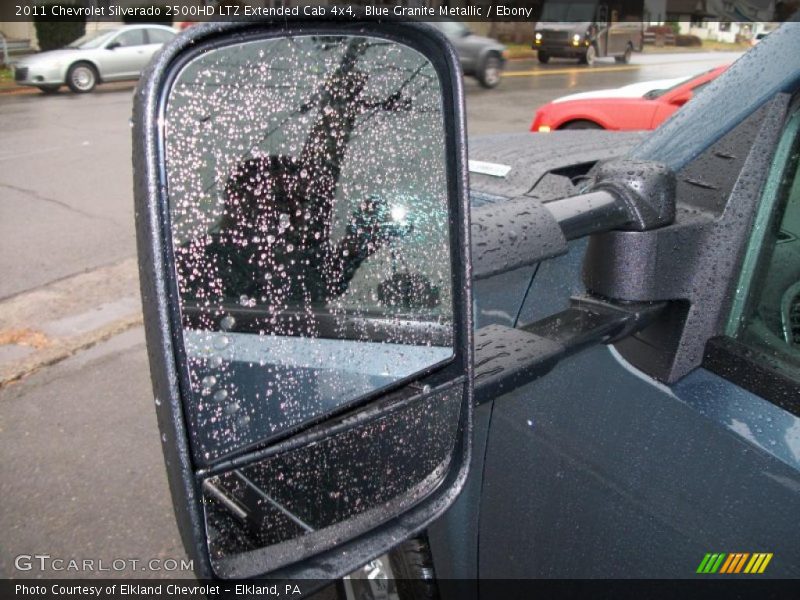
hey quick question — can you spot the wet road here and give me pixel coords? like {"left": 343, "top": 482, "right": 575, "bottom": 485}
{"left": 0, "top": 49, "right": 742, "bottom": 579}
{"left": 464, "top": 51, "right": 741, "bottom": 134}
{"left": 0, "top": 51, "right": 741, "bottom": 299}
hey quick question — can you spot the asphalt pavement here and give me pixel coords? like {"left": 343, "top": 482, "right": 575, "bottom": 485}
{"left": 0, "top": 49, "right": 741, "bottom": 578}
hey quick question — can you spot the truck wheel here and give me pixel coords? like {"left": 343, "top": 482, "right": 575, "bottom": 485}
{"left": 615, "top": 45, "right": 633, "bottom": 64}
{"left": 580, "top": 45, "right": 597, "bottom": 66}
{"left": 67, "top": 62, "right": 98, "bottom": 93}
{"left": 477, "top": 54, "right": 503, "bottom": 88}
{"left": 537, "top": 51, "right": 550, "bottom": 64}
{"left": 389, "top": 537, "right": 439, "bottom": 600}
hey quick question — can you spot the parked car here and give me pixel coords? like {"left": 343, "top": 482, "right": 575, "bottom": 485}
{"left": 133, "top": 20, "right": 800, "bottom": 589}
{"left": 12, "top": 24, "right": 177, "bottom": 94}
{"left": 531, "top": 65, "right": 727, "bottom": 131}
{"left": 428, "top": 20, "right": 507, "bottom": 88}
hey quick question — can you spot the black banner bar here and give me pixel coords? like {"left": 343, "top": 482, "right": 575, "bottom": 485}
{"left": 0, "top": 0, "right": 794, "bottom": 23}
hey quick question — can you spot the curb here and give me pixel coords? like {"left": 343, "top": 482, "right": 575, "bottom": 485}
{"left": 0, "top": 258, "right": 142, "bottom": 387}
{"left": 0, "top": 312, "right": 143, "bottom": 387}
{"left": 0, "top": 84, "right": 37, "bottom": 96}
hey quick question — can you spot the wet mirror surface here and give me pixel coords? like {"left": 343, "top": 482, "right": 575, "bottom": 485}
{"left": 164, "top": 34, "right": 453, "bottom": 464}
{"left": 203, "top": 385, "right": 462, "bottom": 577}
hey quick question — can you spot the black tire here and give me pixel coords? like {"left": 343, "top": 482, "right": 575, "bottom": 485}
{"left": 615, "top": 44, "right": 633, "bottom": 64}
{"left": 580, "top": 44, "right": 597, "bottom": 66}
{"left": 477, "top": 54, "right": 503, "bottom": 89}
{"left": 66, "top": 62, "right": 98, "bottom": 93}
{"left": 389, "top": 537, "right": 439, "bottom": 600}
{"left": 37, "top": 85, "right": 60, "bottom": 94}
{"left": 560, "top": 119, "right": 603, "bottom": 130}
{"left": 537, "top": 50, "right": 550, "bottom": 64}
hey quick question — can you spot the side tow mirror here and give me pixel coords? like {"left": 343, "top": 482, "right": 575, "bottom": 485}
{"left": 133, "top": 20, "right": 472, "bottom": 582}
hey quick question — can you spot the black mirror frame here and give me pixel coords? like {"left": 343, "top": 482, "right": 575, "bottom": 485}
{"left": 132, "top": 18, "right": 473, "bottom": 581}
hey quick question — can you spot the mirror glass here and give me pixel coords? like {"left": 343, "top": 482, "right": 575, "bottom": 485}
{"left": 164, "top": 34, "right": 453, "bottom": 464}
{"left": 202, "top": 385, "right": 462, "bottom": 577}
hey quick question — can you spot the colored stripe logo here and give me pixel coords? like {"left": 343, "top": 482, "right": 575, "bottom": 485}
{"left": 696, "top": 552, "right": 773, "bottom": 574}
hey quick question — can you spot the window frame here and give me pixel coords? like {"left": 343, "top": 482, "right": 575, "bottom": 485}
{"left": 704, "top": 104, "right": 800, "bottom": 415}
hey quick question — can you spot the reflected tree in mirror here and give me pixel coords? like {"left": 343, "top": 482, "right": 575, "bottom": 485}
{"left": 164, "top": 35, "right": 453, "bottom": 464}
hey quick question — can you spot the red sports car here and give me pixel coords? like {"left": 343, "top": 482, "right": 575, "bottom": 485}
{"left": 531, "top": 65, "right": 728, "bottom": 132}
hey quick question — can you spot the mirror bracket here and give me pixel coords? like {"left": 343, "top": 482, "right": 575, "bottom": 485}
{"left": 588, "top": 158, "right": 676, "bottom": 231}
{"left": 584, "top": 95, "right": 791, "bottom": 382}
{"left": 472, "top": 158, "right": 676, "bottom": 281}
{"left": 474, "top": 296, "right": 666, "bottom": 404}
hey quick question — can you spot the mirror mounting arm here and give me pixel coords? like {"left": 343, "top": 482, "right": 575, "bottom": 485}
{"left": 586, "top": 158, "right": 676, "bottom": 231}
{"left": 472, "top": 159, "right": 676, "bottom": 280}
{"left": 543, "top": 159, "right": 675, "bottom": 239}
{"left": 474, "top": 296, "right": 666, "bottom": 404}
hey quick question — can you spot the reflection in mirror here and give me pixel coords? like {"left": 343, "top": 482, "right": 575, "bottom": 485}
{"left": 164, "top": 35, "right": 453, "bottom": 464}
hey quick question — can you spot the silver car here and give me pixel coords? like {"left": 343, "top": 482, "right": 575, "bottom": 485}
{"left": 12, "top": 24, "right": 176, "bottom": 94}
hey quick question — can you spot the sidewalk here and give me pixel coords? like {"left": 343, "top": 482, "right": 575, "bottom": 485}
{"left": 0, "top": 258, "right": 143, "bottom": 387}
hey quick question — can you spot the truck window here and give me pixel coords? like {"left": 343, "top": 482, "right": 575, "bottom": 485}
{"left": 735, "top": 110, "right": 800, "bottom": 363}
{"left": 706, "top": 107, "right": 800, "bottom": 414}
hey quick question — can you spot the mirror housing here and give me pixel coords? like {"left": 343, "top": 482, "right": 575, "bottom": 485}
{"left": 106, "top": 41, "right": 121, "bottom": 50}
{"left": 133, "top": 19, "right": 472, "bottom": 581}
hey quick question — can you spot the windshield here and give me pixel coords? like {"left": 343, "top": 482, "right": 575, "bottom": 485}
{"left": 540, "top": 1, "right": 596, "bottom": 21}
{"left": 643, "top": 70, "right": 712, "bottom": 99}
{"left": 67, "top": 29, "right": 118, "bottom": 49}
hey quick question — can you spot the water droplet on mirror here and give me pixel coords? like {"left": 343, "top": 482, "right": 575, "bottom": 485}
{"left": 220, "top": 315, "right": 236, "bottom": 330}
{"left": 213, "top": 389, "right": 229, "bottom": 402}
{"left": 213, "top": 336, "right": 230, "bottom": 350}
